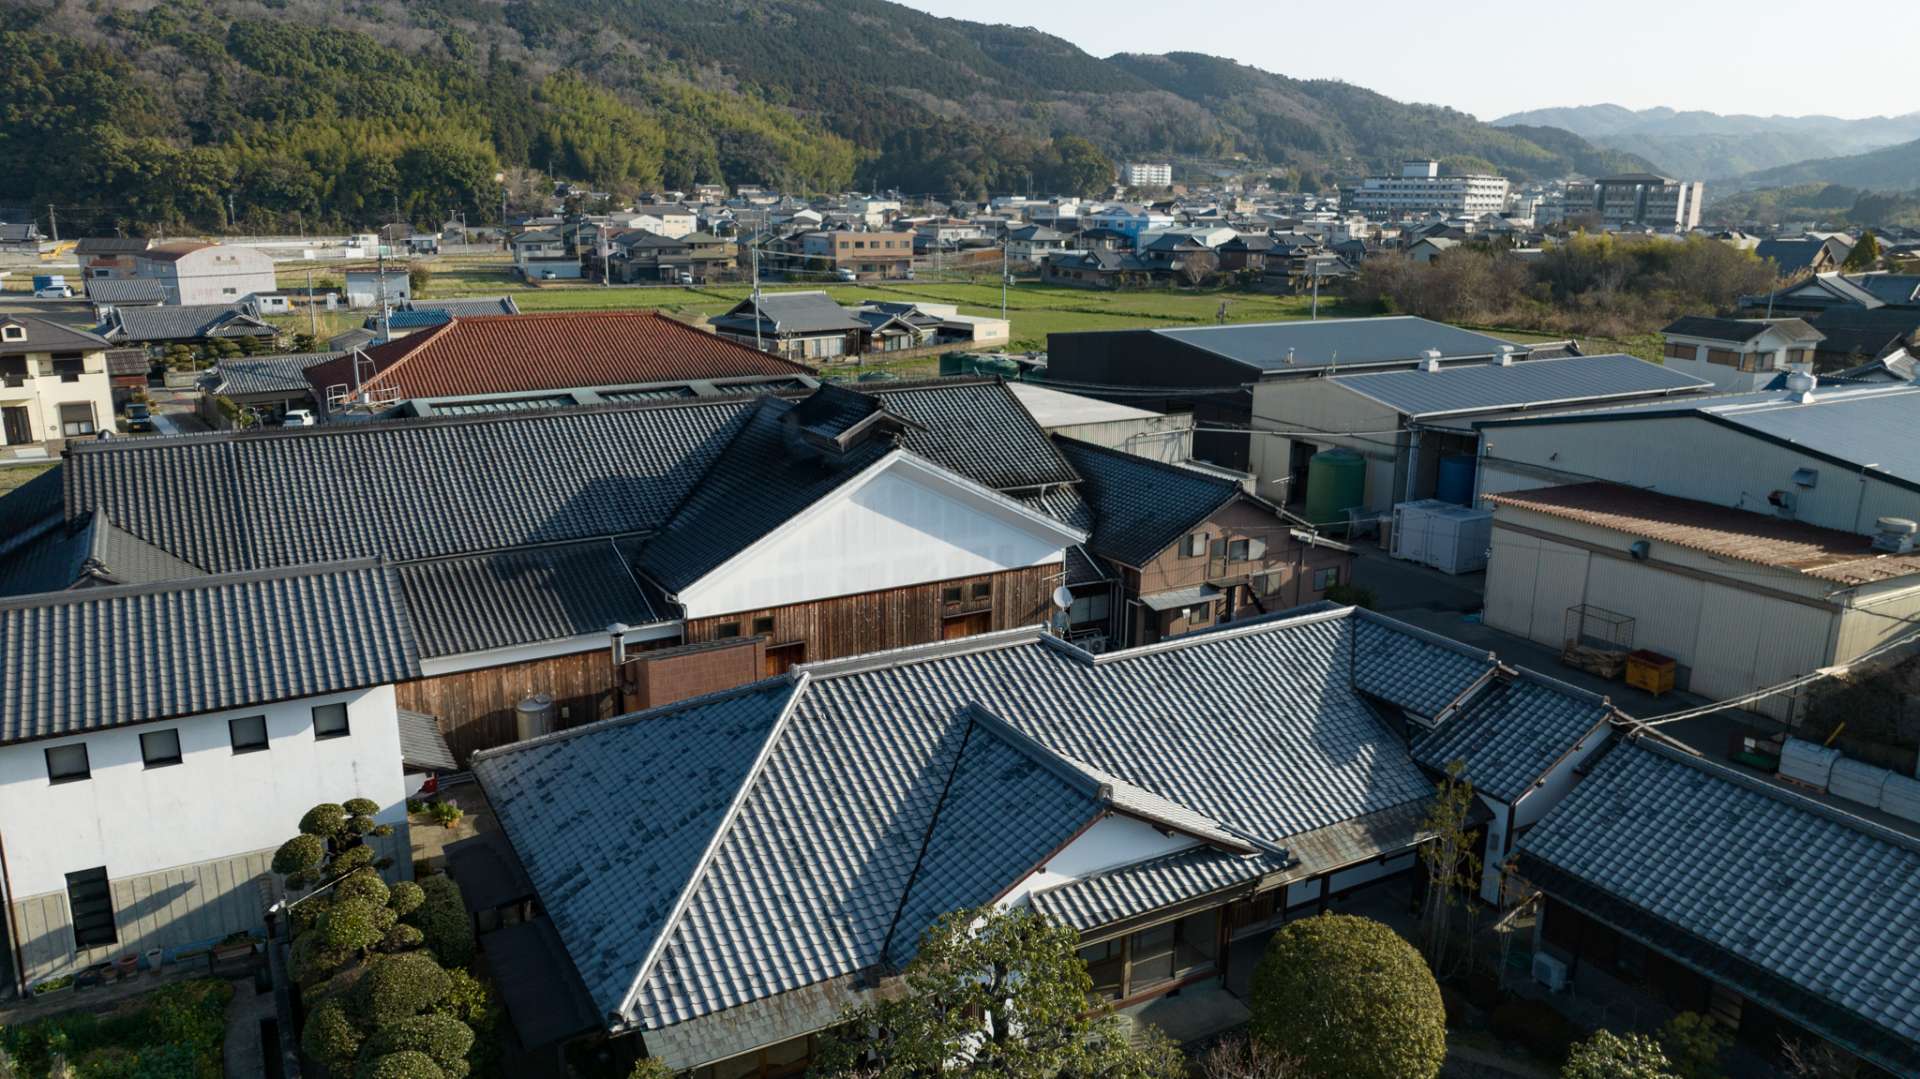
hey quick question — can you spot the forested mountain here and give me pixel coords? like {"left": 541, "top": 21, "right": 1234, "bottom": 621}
{"left": 1732, "top": 138, "right": 1920, "bottom": 194}
{"left": 2, "top": 0, "right": 1642, "bottom": 233}
{"left": 1492, "top": 104, "right": 1920, "bottom": 180}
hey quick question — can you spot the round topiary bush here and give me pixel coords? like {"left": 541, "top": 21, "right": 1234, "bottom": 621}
{"left": 273, "top": 834, "right": 327, "bottom": 879}
{"left": 387, "top": 881, "right": 425, "bottom": 918}
{"left": 336, "top": 869, "right": 392, "bottom": 908}
{"left": 354, "top": 953, "right": 453, "bottom": 1027}
{"left": 302, "top": 998, "right": 363, "bottom": 1077}
{"left": 343, "top": 798, "right": 381, "bottom": 819}
{"left": 302, "top": 803, "right": 348, "bottom": 838}
{"left": 1249, "top": 913, "right": 1446, "bottom": 1079}
{"left": 361, "top": 1014, "right": 474, "bottom": 1077}
{"left": 356, "top": 1050, "right": 446, "bottom": 1079}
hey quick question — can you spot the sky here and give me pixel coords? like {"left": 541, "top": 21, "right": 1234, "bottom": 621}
{"left": 890, "top": 0, "right": 1912, "bottom": 120}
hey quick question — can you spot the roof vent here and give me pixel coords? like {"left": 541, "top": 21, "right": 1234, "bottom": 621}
{"left": 1785, "top": 366, "right": 1817, "bottom": 402}
{"left": 1872, "top": 517, "right": 1918, "bottom": 554}
{"left": 1282, "top": 347, "right": 1295, "bottom": 365}
{"left": 1421, "top": 348, "right": 1444, "bottom": 373}
{"left": 1496, "top": 345, "right": 1516, "bottom": 366}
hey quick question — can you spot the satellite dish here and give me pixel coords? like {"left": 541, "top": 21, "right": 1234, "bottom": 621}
{"left": 1052, "top": 585, "right": 1075, "bottom": 610}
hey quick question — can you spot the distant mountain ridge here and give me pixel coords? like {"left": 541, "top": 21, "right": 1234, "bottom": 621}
{"left": 1733, "top": 137, "right": 1920, "bottom": 194}
{"left": 1491, "top": 103, "right": 1920, "bottom": 180}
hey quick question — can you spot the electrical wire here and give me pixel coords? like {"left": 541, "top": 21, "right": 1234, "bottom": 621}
{"left": 1635, "top": 621, "right": 1920, "bottom": 727}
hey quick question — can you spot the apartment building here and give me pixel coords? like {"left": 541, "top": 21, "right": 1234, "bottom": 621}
{"left": 1123, "top": 162, "right": 1173, "bottom": 188}
{"left": 1565, "top": 174, "right": 1705, "bottom": 231}
{"left": 1343, "top": 161, "right": 1511, "bottom": 220}
{"left": 798, "top": 230, "right": 913, "bottom": 280}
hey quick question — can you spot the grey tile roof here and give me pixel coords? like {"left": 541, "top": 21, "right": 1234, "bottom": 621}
{"left": 478, "top": 606, "right": 1487, "bottom": 1033}
{"left": 1154, "top": 316, "right": 1522, "bottom": 373}
{"left": 1054, "top": 437, "right": 1238, "bottom": 567}
{"left": 102, "top": 304, "right": 273, "bottom": 343}
{"left": 0, "top": 316, "right": 111, "bottom": 358}
{"left": 206, "top": 352, "right": 341, "bottom": 396}
{"left": 1030, "top": 846, "right": 1281, "bottom": 933}
{"left": 0, "top": 561, "right": 419, "bottom": 744}
{"left": 408, "top": 297, "right": 520, "bottom": 317}
{"left": 1327, "top": 354, "right": 1708, "bottom": 418}
{"left": 397, "top": 709, "right": 456, "bottom": 772}
{"left": 1412, "top": 670, "right": 1613, "bottom": 802}
{"left": 84, "top": 278, "right": 167, "bottom": 305}
{"left": 711, "top": 291, "right": 865, "bottom": 335}
{"left": 870, "top": 381, "right": 1080, "bottom": 492}
{"left": 0, "top": 512, "right": 207, "bottom": 597}
{"left": 1516, "top": 737, "right": 1920, "bottom": 1073}
{"left": 471, "top": 678, "right": 800, "bottom": 1024}
{"left": 1351, "top": 616, "right": 1495, "bottom": 718}
{"left": 396, "top": 540, "right": 666, "bottom": 658}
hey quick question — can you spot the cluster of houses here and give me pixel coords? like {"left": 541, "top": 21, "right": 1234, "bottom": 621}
{"left": 3, "top": 280, "right": 1920, "bottom": 1079}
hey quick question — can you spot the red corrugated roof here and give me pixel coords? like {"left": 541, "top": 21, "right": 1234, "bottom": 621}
{"left": 304, "top": 310, "right": 811, "bottom": 401}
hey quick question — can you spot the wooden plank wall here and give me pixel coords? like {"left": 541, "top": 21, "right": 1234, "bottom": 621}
{"left": 396, "top": 650, "right": 620, "bottom": 766}
{"left": 683, "top": 566, "right": 1054, "bottom": 657}
{"left": 8, "top": 830, "right": 410, "bottom": 987}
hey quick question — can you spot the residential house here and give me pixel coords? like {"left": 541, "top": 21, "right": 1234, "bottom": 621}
{"left": 127, "top": 242, "right": 277, "bottom": 306}
{"left": 74, "top": 238, "right": 153, "bottom": 283}
{"left": 1047, "top": 316, "right": 1572, "bottom": 472}
{"left": 1659, "top": 316, "right": 1826, "bottom": 390}
{"left": 0, "top": 317, "right": 118, "bottom": 447}
{"left": 1755, "top": 236, "right": 1853, "bottom": 278}
{"left": 95, "top": 304, "right": 278, "bottom": 351}
{"left": 465, "top": 603, "right": 1593, "bottom": 1071}
{"left": 508, "top": 228, "right": 566, "bottom": 266}
{"left": 1250, "top": 353, "right": 1711, "bottom": 513}
{"left": 1407, "top": 237, "right": 1460, "bottom": 263}
{"left": 853, "top": 301, "right": 1010, "bottom": 349}
{"left": 797, "top": 230, "right": 914, "bottom": 280}
{"left": 83, "top": 278, "right": 167, "bottom": 322}
{"left": 1739, "top": 271, "right": 1920, "bottom": 316}
{"left": 0, "top": 222, "right": 45, "bottom": 254}
{"left": 1052, "top": 437, "right": 1352, "bottom": 647}
{"left": 1804, "top": 308, "right": 1920, "bottom": 370}
{"left": 0, "top": 563, "right": 429, "bottom": 992}
{"left": 1215, "top": 233, "right": 1275, "bottom": 273}
{"left": 1514, "top": 732, "right": 1920, "bottom": 1075}
{"left": 708, "top": 291, "right": 871, "bottom": 361}
{"left": 1081, "top": 205, "right": 1176, "bottom": 245}
{"left": 199, "top": 352, "right": 344, "bottom": 421}
{"left": 623, "top": 204, "right": 699, "bottom": 238}
{"left": 343, "top": 269, "right": 412, "bottom": 310}
{"left": 1041, "top": 248, "right": 1157, "bottom": 290}
{"left": 305, "top": 311, "right": 811, "bottom": 415}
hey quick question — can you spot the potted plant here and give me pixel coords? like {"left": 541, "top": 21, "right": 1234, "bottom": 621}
{"left": 145, "top": 948, "right": 164, "bottom": 976}
{"left": 32, "top": 974, "right": 73, "bottom": 997}
{"left": 114, "top": 954, "right": 138, "bottom": 978}
{"left": 213, "top": 931, "right": 254, "bottom": 964}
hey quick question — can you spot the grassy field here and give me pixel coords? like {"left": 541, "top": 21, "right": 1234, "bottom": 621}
{"left": 0, "top": 461, "right": 56, "bottom": 494}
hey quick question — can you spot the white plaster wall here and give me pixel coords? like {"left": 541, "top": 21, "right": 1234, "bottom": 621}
{"left": 999, "top": 814, "right": 1196, "bottom": 909}
{"left": 0, "top": 686, "right": 406, "bottom": 898}
{"left": 678, "top": 462, "right": 1070, "bottom": 618}
{"left": 0, "top": 368, "right": 117, "bottom": 443}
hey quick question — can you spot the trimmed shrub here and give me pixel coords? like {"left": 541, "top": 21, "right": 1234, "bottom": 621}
{"left": 435, "top": 968, "right": 503, "bottom": 1079}
{"left": 1563, "top": 1030, "right": 1678, "bottom": 1079}
{"left": 1491, "top": 999, "right": 1582, "bottom": 1063}
{"left": 344, "top": 798, "right": 381, "bottom": 818}
{"left": 302, "top": 803, "right": 348, "bottom": 838}
{"left": 337, "top": 869, "right": 392, "bottom": 907}
{"left": 303, "top": 998, "right": 363, "bottom": 1077}
{"left": 387, "top": 881, "right": 425, "bottom": 918}
{"left": 629, "top": 1061, "right": 674, "bottom": 1079}
{"left": 382, "top": 924, "right": 426, "bottom": 953}
{"left": 354, "top": 954, "right": 453, "bottom": 1027}
{"left": 274, "top": 834, "right": 327, "bottom": 879}
{"left": 362, "top": 1015, "right": 474, "bottom": 1078}
{"left": 409, "top": 875, "right": 475, "bottom": 968}
{"left": 357, "top": 1050, "right": 447, "bottom": 1079}
{"left": 1249, "top": 914, "right": 1446, "bottom": 1079}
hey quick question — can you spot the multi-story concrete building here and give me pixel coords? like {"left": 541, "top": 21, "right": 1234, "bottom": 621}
{"left": 797, "top": 230, "right": 913, "bottom": 280}
{"left": 1123, "top": 162, "right": 1173, "bottom": 188}
{"left": 1565, "top": 174, "right": 1705, "bottom": 231}
{"left": 1343, "top": 161, "right": 1511, "bottom": 221}
{"left": 0, "top": 316, "right": 118, "bottom": 448}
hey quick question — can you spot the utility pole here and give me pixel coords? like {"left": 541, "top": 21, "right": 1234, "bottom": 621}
{"left": 46, "top": 204, "right": 57, "bottom": 245}
{"left": 1001, "top": 236, "right": 1009, "bottom": 323}
{"left": 375, "top": 248, "right": 391, "bottom": 343}
{"left": 227, "top": 193, "right": 236, "bottom": 230}
{"left": 1311, "top": 263, "right": 1321, "bottom": 320}
{"left": 751, "top": 241, "right": 763, "bottom": 353}
{"left": 306, "top": 267, "right": 317, "bottom": 341}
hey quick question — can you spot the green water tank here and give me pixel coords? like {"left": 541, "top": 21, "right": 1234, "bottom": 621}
{"left": 938, "top": 351, "right": 975, "bottom": 376}
{"left": 1303, "top": 448, "right": 1367, "bottom": 532}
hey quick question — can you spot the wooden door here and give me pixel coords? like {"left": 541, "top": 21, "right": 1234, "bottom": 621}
{"left": 2, "top": 407, "right": 28, "bottom": 446}
{"left": 941, "top": 610, "right": 993, "bottom": 641}
{"left": 764, "top": 642, "right": 806, "bottom": 677}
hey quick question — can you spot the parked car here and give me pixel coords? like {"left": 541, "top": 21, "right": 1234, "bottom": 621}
{"left": 675, "top": 271, "right": 694, "bottom": 285}
{"left": 282, "top": 409, "right": 315, "bottom": 427}
{"left": 124, "top": 402, "right": 154, "bottom": 432}
{"left": 834, "top": 268, "right": 858, "bottom": 282}
{"left": 33, "top": 286, "right": 73, "bottom": 299}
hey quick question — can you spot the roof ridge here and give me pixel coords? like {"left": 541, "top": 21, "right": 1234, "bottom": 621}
{"left": 617, "top": 671, "right": 812, "bottom": 1022}
{"left": 798, "top": 625, "right": 1053, "bottom": 680}
{"left": 1086, "top": 603, "right": 1362, "bottom": 666}
{"left": 962, "top": 703, "right": 1110, "bottom": 802}
{"left": 0, "top": 556, "right": 391, "bottom": 610}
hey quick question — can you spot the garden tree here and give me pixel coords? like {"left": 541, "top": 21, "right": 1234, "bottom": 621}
{"left": 1778, "top": 1038, "right": 1860, "bottom": 1078}
{"left": 1248, "top": 914, "right": 1446, "bottom": 1079}
{"left": 1198, "top": 1035, "right": 1304, "bottom": 1078}
{"left": 1179, "top": 248, "right": 1221, "bottom": 287}
{"left": 1843, "top": 230, "right": 1881, "bottom": 272}
{"left": 273, "top": 799, "right": 396, "bottom": 891}
{"left": 1562, "top": 1030, "right": 1679, "bottom": 1079}
{"left": 812, "top": 905, "right": 1183, "bottom": 1078}
{"left": 1419, "top": 760, "right": 1481, "bottom": 976}
{"left": 628, "top": 1061, "right": 675, "bottom": 1079}
{"left": 1659, "top": 1012, "right": 1729, "bottom": 1079}
{"left": 408, "top": 263, "right": 433, "bottom": 296}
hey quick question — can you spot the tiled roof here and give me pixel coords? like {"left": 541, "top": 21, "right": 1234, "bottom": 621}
{"left": 1054, "top": 437, "right": 1238, "bottom": 567}
{"left": 1326, "top": 354, "right": 1709, "bottom": 418}
{"left": 869, "top": 381, "right": 1080, "bottom": 492}
{"left": 1413, "top": 670, "right": 1613, "bottom": 802}
{"left": 407, "top": 297, "right": 520, "bottom": 317}
{"left": 0, "top": 464, "right": 65, "bottom": 544}
{"left": 477, "top": 606, "right": 1487, "bottom": 1032}
{"left": 105, "top": 349, "right": 149, "bottom": 377}
{"left": 397, "top": 709, "right": 456, "bottom": 772}
{"left": 1662, "top": 315, "right": 1820, "bottom": 345}
{"left": 710, "top": 291, "right": 866, "bottom": 336}
{"left": 1030, "top": 846, "right": 1280, "bottom": 933}
{"left": 0, "top": 561, "right": 419, "bottom": 744}
{"left": 0, "top": 316, "right": 110, "bottom": 357}
{"left": 397, "top": 540, "right": 667, "bottom": 658}
{"left": 1516, "top": 737, "right": 1920, "bottom": 1074}
{"left": 0, "top": 512, "right": 206, "bottom": 597}
{"left": 308, "top": 311, "right": 808, "bottom": 402}
{"left": 103, "top": 304, "right": 272, "bottom": 343}
{"left": 1485, "top": 482, "right": 1920, "bottom": 585}
{"left": 1352, "top": 615, "right": 1495, "bottom": 717}
{"left": 84, "top": 278, "right": 167, "bottom": 305}
{"left": 205, "top": 352, "right": 341, "bottom": 396}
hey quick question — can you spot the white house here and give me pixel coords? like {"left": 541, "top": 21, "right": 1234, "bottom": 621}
{"left": 1659, "top": 316, "right": 1825, "bottom": 391}
{"left": 130, "top": 242, "right": 278, "bottom": 306}
{"left": 344, "top": 269, "right": 412, "bottom": 309}
{"left": 0, "top": 316, "right": 118, "bottom": 448}
{"left": 0, "top": 562, "right": 433, "bottom": 991}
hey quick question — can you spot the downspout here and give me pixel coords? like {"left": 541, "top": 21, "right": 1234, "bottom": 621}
{"left": 0, "top": 827, "right": 28, "bottom": 996}
{"left": 1403, "top": 427, "right": 1422, "bottom": 503}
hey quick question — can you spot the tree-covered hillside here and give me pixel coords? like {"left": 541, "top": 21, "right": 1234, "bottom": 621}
{"left": 2, "top": 0, "right": 1645, "bottom": 234}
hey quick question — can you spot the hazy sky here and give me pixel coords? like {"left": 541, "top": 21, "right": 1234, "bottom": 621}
{"left": 892, "top": 0, "right": 1913, "bottom": 120}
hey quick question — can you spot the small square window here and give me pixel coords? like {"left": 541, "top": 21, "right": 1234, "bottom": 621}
{"left": 46, "top": 743, "right": 90, "bottom": 783}
{"left": 971, "top": 582, "right": 991, "bottom": 601}
{"left": 229, "top": 715, "right": 269, "bottom": 753}
{"left": 751, "top": 617, "right": 774, "bottom": 636}
{"left": 140, "top": 729, "right": 182, "bottom": 768}
{"left": 715, "top": 622, "right": 742, "bottom": 639}
{"left": 1187, "top": 604, "right": 1212, "bottom": 626}
{"left": 1314, "top": 566, "right": 1341, "bottom": 591}
{"left": 313, "top": 703, "right": 349, "bottom": 740}
{"left": 942, "top": 586, "right": 963, "bottom": 604}
{"left": 1184, "top": 533, "right": 1208, "bottom": 558}
{"left": 1228, "top": 538, "right": 1251, "bottom": 562}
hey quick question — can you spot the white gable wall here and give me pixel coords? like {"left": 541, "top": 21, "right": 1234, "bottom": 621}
{"left": 676, "top": 456, "right": 1077, "bottom": 619}
{"left": 998, "top": 814, "right": 1197, "bottom": 909}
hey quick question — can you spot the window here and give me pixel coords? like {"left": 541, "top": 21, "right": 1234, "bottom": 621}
{"left": 229, "top": 715, "right": 269, "bottom": 753}
{"left": 1068, "top": 592, "right": 1110, "bottom": 625}
{"left": 942, "top": 585, "right": 964, "bottom": 604}
{"left": 1186, "top": 603, "right": 1212, "bottom": 627}
{"left": 1705, "top": 348, "right": 1742, "bottom": 368}
{"left": 51, "top": 355, "right": 84, "bottom": 383}
{"left": 1314, "top": 566, "right": 1341, "bottom": 591}
{"left": 1228, "top": 538, "right": 1251, "bottom": 562}
{"left": 0, "top": 324, "right": 22, "bottom": 343}
{"left": 66, "top": 868, "right": 117, "bottom": 949}
{"left": 313, "top": 703, "right": 350, "bottom": 740}
{"left": 1184, "top": 532, "right": 1209, "bottom": 558}
{"left": 140, "top": 729, "right": 182, "bottom": 768}
{"left": 751, "top": 616, "right": 775, "bottom": 636}
{"left": 714, "top": 622, "right": 742, "bottom": 639}
{"left": 46, "top": 743, "right": 90, "bottom": 783}
{"left": 970, "top": 582, "right": 991, "bottom": 601}
{"left": 58, "top": 402, "right": 96, "bottom": 437}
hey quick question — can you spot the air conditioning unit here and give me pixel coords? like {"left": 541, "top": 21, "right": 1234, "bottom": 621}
{"left": 1873, "top": 517, "right": 1919, "bottom": 554}
{"left": 1532, "top": 952, "right": 1569, "bottom": 992}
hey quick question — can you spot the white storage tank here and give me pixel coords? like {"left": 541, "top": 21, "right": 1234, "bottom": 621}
{"left": 515, "top": 692, "right": 557, "bottom": 742}
{"left": 1778, "top": 737, "right": 1842, "bottom": 790}
{"left": 1880, "top": 773, "right": 1920, "bottom": 825}
{"left": 1829, "top": 757, "right": 1892, "bottom": 807}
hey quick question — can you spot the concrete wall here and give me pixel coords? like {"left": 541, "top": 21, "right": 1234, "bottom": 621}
{"left": 0, "top": 351, "right": 117, "bottom": 445}
{"left": 1050, "top": 414, "right": 1194, "bottom": 465}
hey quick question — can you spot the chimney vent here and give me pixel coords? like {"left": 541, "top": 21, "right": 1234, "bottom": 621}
{"left": 1873, "top": 517, "right": 1918, "bottom": 554}
{"left": 1421, "top": 348, "right": 1444, "bottom": 372}
{"left": 1785, "top": 365, "right": 1817, "bottom": 403}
